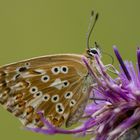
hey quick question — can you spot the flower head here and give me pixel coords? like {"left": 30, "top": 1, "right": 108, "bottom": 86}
{"left": 27, "top": 47, "right": 140, "bottom": 140}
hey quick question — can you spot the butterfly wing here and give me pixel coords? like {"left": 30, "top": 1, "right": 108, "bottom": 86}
{"left": 0, "top": 54, "right": 93, "bottom": 128}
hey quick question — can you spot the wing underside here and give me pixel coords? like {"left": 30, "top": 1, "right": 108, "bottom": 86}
{"left": 0, "top": 54, "right": 92, "bottom": 127}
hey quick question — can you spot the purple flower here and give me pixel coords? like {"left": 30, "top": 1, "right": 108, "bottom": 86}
{"left": 27, "top": 47, "right": 140, "bottom": 140}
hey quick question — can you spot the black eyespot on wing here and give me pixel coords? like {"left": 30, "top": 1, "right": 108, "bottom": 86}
{"left": 53, "top": 96, "right": 58, "bottom": 101}
{"left": 62, "top": 67, "right": 67, "bottom": 72}
{"left": 71, "top": 100, "right": 75, "bottom": 105}
{"left": 18, "top": 67, "right": 27, "bottom": 72}
{"left": 58, "top": 108, "right": 63, "bottom": 112}
{"left": 36, "top": 92, "right": 41, "bottom": 96}
{"left": 64, "top": 82, "right": 68, "bottom": 86}
{"left": 43, "top": 76, "right": 48, "bottom": 80}
{"left": 54, "top": 67, "right": 59, "bottom": 72}
{"left": 66, "top": 92, "right": 71, "bottom": 97}
{"left": 43, "top": 95, "right": 50, "bottom": 101}
{"left": 32, "top": 88, "right": 36, "bottom": 92}
{"left": 44, "top": 96, "right": 48, "bottom": 100}
{"left": 15, "top": 74, "right": 20, "bottom": 79}
{"left": 57, "top": 105, "right": 61, "bottom": 108}
{"left": 30, "top": 87, "right": 38, "bottom": 93}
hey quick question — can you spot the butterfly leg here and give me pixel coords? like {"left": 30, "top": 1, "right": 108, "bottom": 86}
{"left": 104, "top": 64, "right": 119, "bottom": 75}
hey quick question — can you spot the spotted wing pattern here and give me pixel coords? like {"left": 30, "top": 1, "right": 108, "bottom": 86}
{"left": 0, "top": 54, "right": 93, "bottom": 128}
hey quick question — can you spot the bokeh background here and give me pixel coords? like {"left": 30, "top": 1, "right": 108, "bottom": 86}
{"left": 0, "top": 0, "right": 140, "bottom": 140}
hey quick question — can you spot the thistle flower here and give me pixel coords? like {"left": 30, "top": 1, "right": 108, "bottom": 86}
{"left": 27, "top": 46, "right": 140, "bottom": 140}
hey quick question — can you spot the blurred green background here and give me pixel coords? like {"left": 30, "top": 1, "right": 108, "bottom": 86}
{"left": 0, "top": 0, "right": 140, "bottom": 140}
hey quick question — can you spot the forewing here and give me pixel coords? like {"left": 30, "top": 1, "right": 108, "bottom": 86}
{"left": 0, "top": 54, "right": 92, "bottom": 127}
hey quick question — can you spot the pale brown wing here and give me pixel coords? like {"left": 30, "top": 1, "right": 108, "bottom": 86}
{"left": 0, "top": 54, "right": 93, "bottom": 128}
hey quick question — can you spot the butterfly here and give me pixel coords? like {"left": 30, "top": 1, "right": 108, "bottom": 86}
{"left": 0, "top": 11, "right": 101, "bottom": 128}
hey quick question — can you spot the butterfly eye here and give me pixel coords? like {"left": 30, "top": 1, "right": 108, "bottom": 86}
{"left": 56, "top": 103, "right": 64, "bottom": 114}
{"left": 51, "top": 95, "right": 59, "bottom": 103}
{"left": 29, "top": 86, "right": 38, "bottom": 94}
{"left": 70, "top": 99, "right": 76, "bottom": 107}
{"left": 64, "top": 91, "right": 73, "bottom": 99}
{"left": 61, "top": 66, "right": 68, "bottom": 74}
{"left": 41, "top": 75, "right": 50, "bottom": 83}
{"left": 87, "top": 48, "right": 99, "bottom": 56}
{"left": 91, "top": 49, "right": 98, "bottom": 55}
{"left": 43, "top": 94, "right": 50, "bottom": 101}
{"left": 51, "top": 66, "right": 60, "bottom": 75}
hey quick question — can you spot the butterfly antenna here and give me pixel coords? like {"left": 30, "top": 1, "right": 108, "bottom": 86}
{"left": 86, "top": 10, "right": 99, "bottom": 49}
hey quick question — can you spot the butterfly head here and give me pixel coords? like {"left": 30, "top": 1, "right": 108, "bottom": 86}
{"left": 86, "top": 41, "right": 101, "bottom": 59}
{"left": 86, "top": 47, "right": 101, "bottom": 58}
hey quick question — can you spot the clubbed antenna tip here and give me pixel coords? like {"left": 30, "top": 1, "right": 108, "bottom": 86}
{"left": 95, "top": 13, "right": 99, "bottom": 20}
{"left": 91, "top": 10, "right": 94, "bottom": 16}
